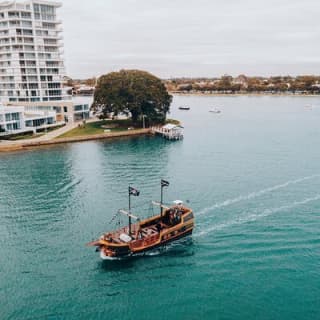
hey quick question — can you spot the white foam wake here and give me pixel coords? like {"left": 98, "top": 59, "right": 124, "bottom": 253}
{"left": 197, "top": 174, "right": 320, "bottom": 217}
{"left": 195, "top": 194, "right": 320, "bottom": 237}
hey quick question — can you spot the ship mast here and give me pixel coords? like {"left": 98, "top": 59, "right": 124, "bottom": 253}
{"left": 160, "top": 179, "right": 169, "bottom": 216}
{"left": 128, "top": 186, "right": 140, "bottom": 236}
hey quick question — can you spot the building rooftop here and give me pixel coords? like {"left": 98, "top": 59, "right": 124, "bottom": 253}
{"left": 0, "top": 0, "right": 62, "bottom": 9}
{"left": 162, "top": 124, "right": 183, "bottom": 130}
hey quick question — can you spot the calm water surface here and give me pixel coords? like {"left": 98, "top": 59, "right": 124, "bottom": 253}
{"left": 0, "top": 95, "right": 320, "bottom": 319}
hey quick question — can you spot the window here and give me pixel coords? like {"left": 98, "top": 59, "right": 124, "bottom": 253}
{"left": 22, "top": 21, "right": 32, "bottom": 27}
{"left": 53, "top": 106, "right": 61, "bottom": 113}
{"left": 21, "top": 12, "right": 31, "bottom": 19}
{"left": 12, "top": 122, "right": 20, "bottom": 130}
{"left": 5, "top": 113, "right": 11, "bottom": 122}
{"left": 47, "top": 117, "right": 54, "bottom": 125}
{"left": 11, "top": 113, "right": 20, "bottom": 121}
{"left": 48, "top": 83, "right": 61, "bottom": 89}
{"left": 8, "top": 11, "right": 20, "bottom": 18}
{"left": 33, "top": 4, "right": 40, "bottom": 12}
{"left": 74, "top": 105, "right": 83, "bottom": 112}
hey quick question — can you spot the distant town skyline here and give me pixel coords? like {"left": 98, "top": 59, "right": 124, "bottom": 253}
{"left": 60, "top": 0, "right": 320, "bottom": 79}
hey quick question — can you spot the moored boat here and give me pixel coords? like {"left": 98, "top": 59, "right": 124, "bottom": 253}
{"left": 209, "top": 108, "right": 221, "bottom": 113}
{"left": 179, "top": 106, "right": 190, "bottom": 110}
{"left": 87, "top": 180, "right": 194, "bottom": 259}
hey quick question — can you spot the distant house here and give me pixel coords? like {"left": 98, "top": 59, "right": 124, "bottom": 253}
{"left": 233, "top": 75, "right": 248, "bottom": 88}
{"left": 177, "top": 84, "right": 192, "bottom": 91}
{"left": 76, "top": 85, "right": 95, "bottom": 96}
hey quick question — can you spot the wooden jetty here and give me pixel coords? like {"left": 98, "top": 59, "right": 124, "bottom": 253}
{"left": 151, "top": 124, "right": 184, "bottom": 140}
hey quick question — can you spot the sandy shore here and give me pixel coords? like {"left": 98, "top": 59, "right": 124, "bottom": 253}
{"left": 0, "top": 128, "right": 151, "bottom": 153}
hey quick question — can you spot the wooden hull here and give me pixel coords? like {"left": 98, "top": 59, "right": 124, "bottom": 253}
{"left": 100, "top": 229, "right": 193, "bottom": 259}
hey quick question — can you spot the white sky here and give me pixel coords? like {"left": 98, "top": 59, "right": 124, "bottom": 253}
{"left": 59, "top": 0, "right": 320, "bottom": 79}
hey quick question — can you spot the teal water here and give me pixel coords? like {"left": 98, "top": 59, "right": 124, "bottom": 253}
{"left": 0, "top": 95, "right": 320, "bottom": 319}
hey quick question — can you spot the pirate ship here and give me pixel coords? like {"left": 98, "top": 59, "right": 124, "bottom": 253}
{"left": 87, "top": 180, "right": 194, "bottom": 259}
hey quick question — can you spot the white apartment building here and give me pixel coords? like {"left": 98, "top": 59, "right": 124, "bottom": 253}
{"left": 0, "top": 0, "right": 91, "bottom": 126}
{"left": 0, "top": 0, "right": 69, "bottom": 105}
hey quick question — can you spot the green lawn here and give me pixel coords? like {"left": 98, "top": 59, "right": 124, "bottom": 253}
{"left": 56, "top": 120, "right": 134, "bottom": 139}
{"left": 56, "top": 118, "right": 181, "bottom": 139}
{"left": 166, "top": 118, "right": 181, "bottom": 125}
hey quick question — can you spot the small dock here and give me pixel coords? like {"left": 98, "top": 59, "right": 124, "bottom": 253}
{"left": 151, "top": 124, "right": 184, "bottom": 140}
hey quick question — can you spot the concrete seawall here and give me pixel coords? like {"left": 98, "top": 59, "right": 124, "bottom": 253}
{"left": 0, "top": 128, "right": 152, "bottom": 153}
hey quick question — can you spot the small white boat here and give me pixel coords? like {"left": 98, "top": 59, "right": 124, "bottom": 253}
{"left": 209, "top": 108, "right": 221, "bottom": 113}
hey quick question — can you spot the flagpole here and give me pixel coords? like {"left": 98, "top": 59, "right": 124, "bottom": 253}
{"left": 160, "top": 184, "right": 163, "bottom": 217}
{"left": 128, "top": 186, "right": 132, "bottom": 236}
{"left": 160, "top": 179, "right": 169, "bottom": 217}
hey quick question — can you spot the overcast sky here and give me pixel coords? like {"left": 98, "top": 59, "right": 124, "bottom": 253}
{"left": 59, "top": 0, "right": 320, "bottom": 79}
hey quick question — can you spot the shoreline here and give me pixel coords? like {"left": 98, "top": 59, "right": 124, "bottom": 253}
{"left": 170, "top": 92, "right": 320, "bottom": 97}
{"left": 0, "top": 92, "right": 317, "bottom": 154}
{"left": 0, "top": 128, "right": 151, "bottom": 153}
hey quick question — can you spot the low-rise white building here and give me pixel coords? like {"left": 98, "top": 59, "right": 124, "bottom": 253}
{"left": 24, "top": 109, "right": 58, "bottom": 130}
{"left": 0, "top": 104, "right": 62, "bottom": 136}
{"left": 0, "top": 106, "right": 25, "bottom": 135}
{"left": 12, "top": 100, "right": 90, "bottom": 123}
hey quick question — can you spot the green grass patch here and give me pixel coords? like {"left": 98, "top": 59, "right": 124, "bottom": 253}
{"left": 56, "top": 120, "right": 135, "bottom": 139}
{"left": 166, "top": 118, "right": 181, "bottom": 125}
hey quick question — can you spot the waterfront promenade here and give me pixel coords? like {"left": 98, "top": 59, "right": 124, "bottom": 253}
{"left": 0, "top": 119, "right": 151, "bottom": 152}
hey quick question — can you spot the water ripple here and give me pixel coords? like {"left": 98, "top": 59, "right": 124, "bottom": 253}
{"left": 198, "top": 174, "right": 320, "bottom": 216}
{"left": 196, "top": 193, "right": 320, "bottom": 237}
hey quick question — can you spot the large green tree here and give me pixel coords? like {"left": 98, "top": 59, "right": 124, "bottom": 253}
{"left": 93, "top": 70, "right": 172, "bottom": 124}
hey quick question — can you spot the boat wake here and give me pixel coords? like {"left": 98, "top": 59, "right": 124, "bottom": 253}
{"left": 197, "top": 174, "right": 320, "bottom": 217}
{"left": 195, "top": 194, "right": 320, "bottom": 237}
